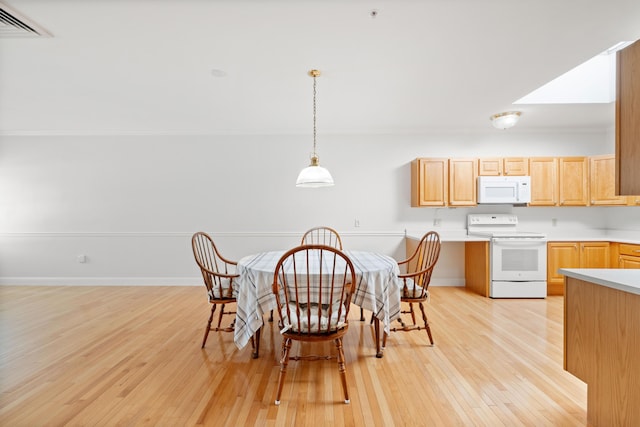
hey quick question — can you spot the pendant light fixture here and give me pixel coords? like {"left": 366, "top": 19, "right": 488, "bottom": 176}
{"left": 296, "top": 69, "right": 334, "bottom": 188}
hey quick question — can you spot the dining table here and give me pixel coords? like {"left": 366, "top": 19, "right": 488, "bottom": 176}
{"left": 233, "top": 249, "right": 401, "bottom": 358}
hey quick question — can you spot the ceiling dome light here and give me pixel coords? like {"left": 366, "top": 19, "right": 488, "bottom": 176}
{"left": 490, "top": 111, "right": 522, "bottom": 130}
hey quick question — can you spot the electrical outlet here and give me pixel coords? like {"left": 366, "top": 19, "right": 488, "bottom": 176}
{"left": 552, "top": 218, "right": 557, "bottom": 227}
{"left": 77, "top": 255, "right": 87, "bottom": 263}
{"left": 354, "top": 219, "right": 360, "bottom": 227}
{"left": 433, "top": 218, "right": 441, "bottom": 226}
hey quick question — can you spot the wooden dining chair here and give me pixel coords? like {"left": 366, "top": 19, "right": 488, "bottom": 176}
{"left": 271, "top": 244, "right": 356, "bottom": 405}
{"left": 191, "top": 231, "right": 241, "bottom": 349}
{"left": 301, "top": 226, "right": 343, "bottom": 249}
{"left": 383, "top": 230, "right": 441, "bottom": 347}
{"left": 300, "top": 226, "right": 368, "bottom": 320}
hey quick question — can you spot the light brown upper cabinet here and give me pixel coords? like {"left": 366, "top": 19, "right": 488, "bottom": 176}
{"left": 478, "top": 158, "right": 502, "bottom": 176}
{"left": 448, "top": 158, "right": 478, "bottom": 206}
{"left": 503, "top": 157, "right": 529, "bottom": 175}
{"left": 411, "top": 158, "right": 477, "bottom": 207}
{"left": 590, "top": 154, "right": 628, "bottom": 205}
{"left": 558, "top": 157, "right": 588, "bottom": 206}
{"left": 411, "top": 158, "right": 448, "bottom": 207}
{"left": 479, "top": 157, "right": 529, "bottom": 176}
{"left": 616, "top": 39, "right": 640, "bottom": 195}
{"left": 529, "top": 157, "right": 558, "bottom": 206}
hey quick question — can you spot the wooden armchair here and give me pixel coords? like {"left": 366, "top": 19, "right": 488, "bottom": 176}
{"left": 272, "top": 244, "right": 356, "bottom": 405}
{"left": 384, "top": 231, "right": 441, "bottom": 347}
{"left": 191, "top": 232, "right": 240, "bottom": 349}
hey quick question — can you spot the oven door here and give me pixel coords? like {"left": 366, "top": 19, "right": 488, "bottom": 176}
{"left": 490, "top": 238, "right": 547, "bottom": 281}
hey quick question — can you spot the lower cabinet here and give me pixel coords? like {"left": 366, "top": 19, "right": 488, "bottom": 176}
{"left": 464, "top": 241, "right": 490, "bottom": 297}
{"left": 547, "top": 241, "right": 610, "bottom": 295}
{"left": 617, "top": 243, "right": 640, "bottom": 268}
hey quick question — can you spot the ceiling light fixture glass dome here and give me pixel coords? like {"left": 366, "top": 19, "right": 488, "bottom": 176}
{"left": 490, "top": 111, "right": 522, "bottom": 130}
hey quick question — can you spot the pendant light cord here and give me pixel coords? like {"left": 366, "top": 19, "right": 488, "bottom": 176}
{"left": 312, "top": 74, "right": 317, "bottom": 157}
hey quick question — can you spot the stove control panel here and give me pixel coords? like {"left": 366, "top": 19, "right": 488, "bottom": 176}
{"left": 467, "top": 214, "right": 518, "bottom": 226}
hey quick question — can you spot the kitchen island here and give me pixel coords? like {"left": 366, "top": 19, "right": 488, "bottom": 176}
{"left": 560, "top": 268, "right": 640, "bottom": 427}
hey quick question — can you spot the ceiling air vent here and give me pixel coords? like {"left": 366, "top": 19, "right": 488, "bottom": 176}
{"left": 0, "top": 2, "right": 51, "bottom": 38}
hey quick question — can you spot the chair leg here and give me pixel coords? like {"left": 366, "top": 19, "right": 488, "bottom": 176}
{"left": 216, "top": 303, "right": 225, "bottom": 329}
{"left": 201, "top": 304, "right": 216, "bottom": 348}
{"left": 419, "top": 302, "right": 434, "bottom": 345}
{"left": 275, "top": 338, "right": 292, "bottom": 405}
{"left": 409, "top": 302, "right": 416, "bottom": 325}
{"left": 359, "top": 307, "right": 364, "bottom": 321}
{"left": 269, "top": 309, "right": 274, "bottom": 322}
{"left": 382, "top": 330, "right": 388, "bottom": 349}
{"left": 335, "top": 338, "right": 350, "bottom": 404}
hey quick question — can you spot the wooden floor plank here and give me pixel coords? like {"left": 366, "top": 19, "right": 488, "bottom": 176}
{"left": 0, "top": 286, "right": 587, "bottom": 426}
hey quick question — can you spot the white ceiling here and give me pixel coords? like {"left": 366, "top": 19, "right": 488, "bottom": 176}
{"left": 1, "top": 0, "right": 639, "bottom": 135}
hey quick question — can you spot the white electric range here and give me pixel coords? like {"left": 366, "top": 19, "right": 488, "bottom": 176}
{"left": 467, "top": 214, "right": 547, "bottom": 298}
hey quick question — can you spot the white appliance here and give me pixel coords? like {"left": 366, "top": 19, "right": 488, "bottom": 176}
{"left": 467, "top": 214, "right": 547, "bottom": 298}
{"left": 477, "top": 176, "right": 531, "bottom": 205}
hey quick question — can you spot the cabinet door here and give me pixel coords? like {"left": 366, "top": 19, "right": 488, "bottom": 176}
{"left": 448, "top": 158, "right": 477, "bottom": 206}
{"left": 589, "top": 155, "right": 627, "bottom": 205}
{"left": 411, "top": 158, "right": 448, "bottom": 207}
{"left": 529, "top": 157, "right": 558, "bottom": 206}
{"left": 580, "top": 242, "right": 610, "bottom": 268}
{"left": 616, "top": 39, "right": 640, "bottom": 195}
{"left": 559, "top": 157, "right": 588, "bottom": 206}
{"left": 503, "top": 157, "right": 529, "bottom": 176}
{"left": 619, "top": 255, "right": 640, "bottom": 269}
{"left": 478, "top": 158, "right": 502, "bottom": 176}
{"left": 547, "top": 242, "right": 580, "bottom": 295}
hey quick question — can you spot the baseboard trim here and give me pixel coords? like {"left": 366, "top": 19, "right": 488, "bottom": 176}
{"left": 0, "top": 277, "right": 464, "bottom": 287}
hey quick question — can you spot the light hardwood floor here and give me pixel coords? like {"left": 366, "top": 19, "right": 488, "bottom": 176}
{"left": 0, "top": 286, "right": 586, "bottom": 426}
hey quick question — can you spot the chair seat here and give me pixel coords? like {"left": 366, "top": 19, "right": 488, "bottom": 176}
{"left": 401, "top": 278, "right": 429, "bottom": 299}
{"left": 280, "top": 302, "right": 347, "bottom": 333}
{"left": 207, "top": 278, "right": 237, "bottom": 300}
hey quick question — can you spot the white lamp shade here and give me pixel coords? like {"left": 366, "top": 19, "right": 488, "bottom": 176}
{"left": 296, "top": 165, "right": 334, "bottom": 187}
{"left": 491, "top": 111, "right": 521, "bottom": 130}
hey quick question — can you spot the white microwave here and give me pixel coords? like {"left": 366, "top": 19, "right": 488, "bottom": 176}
{"left": 477, "top": 176, "right": 531, "bottom": 204}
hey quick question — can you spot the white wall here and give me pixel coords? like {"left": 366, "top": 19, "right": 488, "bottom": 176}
{"left": 1, "top": 129, "right": 636, "bottom": 285}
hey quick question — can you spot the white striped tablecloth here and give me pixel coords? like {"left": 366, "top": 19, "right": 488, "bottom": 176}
{"left": 233, "top": 249, "right": 401, "bottom": 349}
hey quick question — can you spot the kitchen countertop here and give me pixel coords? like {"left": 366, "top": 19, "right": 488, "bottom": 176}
{"left": 405, "top": 229, "right": 640, "bottom": 245}
{"left": 405, "top": 229, "right": 489, "bottom": 242}
{"left": 559, "top": 268, "right": 640, "bottom": 296}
